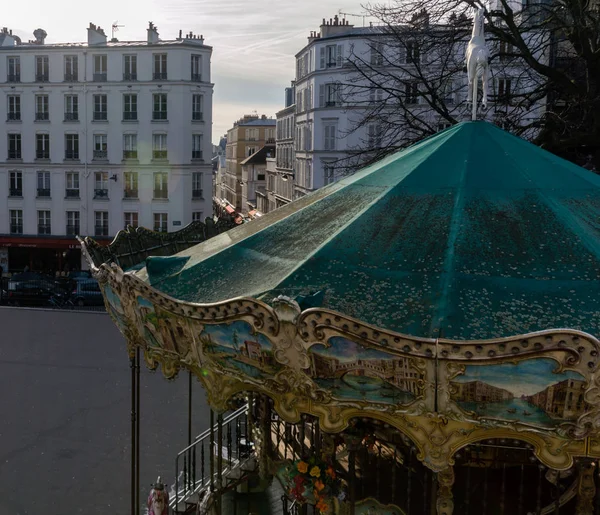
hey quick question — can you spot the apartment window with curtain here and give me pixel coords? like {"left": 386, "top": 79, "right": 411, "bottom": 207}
{"left": 94, "top": 171, "right": 109, "bottom": 198}
{"left": 152, "top": 93, "right": 167, "bottom": 120}
{"left": 123, "top": 55, "right": 137, "bottom": 80}
{"left": 153, "top": 172, "right": 168, "bottom": 199}
{"left": 35, "top": 56, "right": 49, "bottom": 82}
{"left": 36, "top": 133, "right": 50, "bottom": 159}
{"left": 191, "top": 55, "right": 202, "bottom": 81}
{"left": 94, "top": 94, "right": 108, "bottom": 121}
{"left": 123, "top": 93, "right": 137, "bottom": 121}
{"left": 64, "top": 55, "right": 78, "bottom": 81}
{"left": 7, "top": 95, "right": 20, "bottom": 121}
{"left": 323, "top": 163, "right": 336, "bottom": 185}
{"left": 7, "top": 56, "right": 20, "bottom": 82}
{"left": 124, "top": 212, "right": 138, "bottom": 229}
{"left": 93, "top": 134, "right": 107, "bottom": 160}
{"left": 153, "top": 213, "right": 168, "bottom": 232}
{"left": 320, "top": 44, "right": 343, "bottom": 69}
{"left": 10, "top": 209, "right": 23, "bottom": 234}
{"left": 65, "top": 134, "right": 79, "bottom": 160}
{"left": 9, "top": 171, "right": 22, "bottom": 196}
{"left": 192, "top": 172, "right": 203, "bottom": 198}
{"left": 368, "top": 124, "right": 383, "bottom": 149}
{"left": 153, "top": 54, "right": 167, "bottom": 80}
{"left": 93, "top": 55, "right": 107, "bottom": 81}
{"left": 35, "top": 94, "right": 49, "bottom": 121}
{"left": 65, "top": 94, "right": 78, "bottom": 121}
{"left": 8, "top": 134, "right": 21, "bottom": 159}
{"left": 123, "top": 134, "right": 138, "bottom": 159}
{"left": 37, "top": 171, "right": 51, "bottom": 197}
{"left": 497, "top": 78, "right": 513, "bottom": 103}
{"left": 65, "top": 172, "right": 79, "bottom": 198}
{"left": 192, "top": 134, "right": 203, "bottom": 159}
{"left": 319, "top": 83, "right": 342, "bottom": 107}
{"left": 124, "top": 171, "right": 138, "bottom": 198}
{"left": 66, "top": 211, "right": 80, "bottom": 235}
{"left": 38, "top": 210, "right": 51, "bottom": 235}
{"left": 152, "top": 134, "right": 167, "bottom": 159}
{"left": 323, "top": 124, "right": 337, "bottom": 151}
{"left": 192, "top": 94, "right": 203, "bottom": 121}
{"left": 95, "top": 211, "right": 109, "bottom": 236}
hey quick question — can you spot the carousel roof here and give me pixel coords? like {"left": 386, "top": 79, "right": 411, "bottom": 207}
{"left": 138, "top": 121, "right": 600, "bottom": 340}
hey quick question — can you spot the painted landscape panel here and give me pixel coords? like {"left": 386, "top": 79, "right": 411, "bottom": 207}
{"left": 309, "top": 337, "right": 422, "bottom": 405}
{"left": 451, "top": 358, "right": 588, "bottom": 427}
{"left": 199, "top": 321, "right": 281, "bottom": 379}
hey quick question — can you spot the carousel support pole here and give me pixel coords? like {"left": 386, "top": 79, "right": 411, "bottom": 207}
{"left": 436, "top": 466, "right": 454, "bottom": 515}
{"left": 130, "top": 351, "right": 136, "bottom": 515}
{"left": 187, "top": 370, "right": 192, "bottom": 491}
{"left": 209, "top": 409, "right": 215, "bottom": 493}
{"left": 217, "top": 412, "right": 224, "bottom": 515}
{"left": 575, "top": 459, "right": 596, "bottom": 515}
{"left": 348, "top": 447, "right": 356, "bottom": 515}
{"left": 135, "top": 346, "right": 140, "bottom": 515}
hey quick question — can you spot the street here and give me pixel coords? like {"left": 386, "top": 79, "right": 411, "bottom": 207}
{"left": 0, "top": 307, "right": 211, "bottom": 514}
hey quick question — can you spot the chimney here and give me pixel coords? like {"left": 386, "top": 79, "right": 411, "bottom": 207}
{"left": 320, "top": 15, "right": 353, "bottom": 38}
{"left": 0, "top": 27, "right": 16, "bottom": 47}
{"left": 87, "top": 23, "right": 107, "bottom": 45}
{"left": 33, "top": 28, "right": 47, "bottom": 45}
{"left": 147, "top": 21, "right": 159, "bottom": 44}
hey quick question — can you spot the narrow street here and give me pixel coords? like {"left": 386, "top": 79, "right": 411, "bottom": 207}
{"left": 0, "top": 308, "right": 210, "bottom": 515}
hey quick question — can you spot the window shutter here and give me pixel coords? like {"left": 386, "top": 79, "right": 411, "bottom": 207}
{"left": 319, "top": 84, "right": 325, "bottom": 107}
{"left": 336, "top": 82, "right": 343, "bottom": 105}
{"left": 320, "top": 47, "right": 325, "bottom": 69}
{"left": 336, "top": 44, "right": 344, "bottom": 67}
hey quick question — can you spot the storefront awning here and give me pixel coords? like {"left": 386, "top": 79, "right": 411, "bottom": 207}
{"left": 0, "top": 236, "right": 110, "bottom": 249}
{"left": 225, "top": 206, "right": 236, "bottom": 214}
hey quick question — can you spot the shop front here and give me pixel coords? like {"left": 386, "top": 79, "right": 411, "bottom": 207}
{"left": 0, "top": 236, "right": 86, "bottom": 274}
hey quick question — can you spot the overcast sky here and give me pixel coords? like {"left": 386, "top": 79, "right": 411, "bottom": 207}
{"left": 3, "top": 0, "right": 366, "bottom": 144}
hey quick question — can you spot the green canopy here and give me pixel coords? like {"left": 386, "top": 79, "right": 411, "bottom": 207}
{"left": 138, "top": 121, "right": 600, "bottom": 340}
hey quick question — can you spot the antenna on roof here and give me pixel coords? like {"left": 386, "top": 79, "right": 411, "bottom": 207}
{"left": 338, "top": 9, "right": 366, "bottom": 27}
{"left": 111, "top": 21, "right": 124, "bottom": 40}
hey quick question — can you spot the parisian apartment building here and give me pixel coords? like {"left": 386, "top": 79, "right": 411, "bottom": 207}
{"left": 0, "top": 22, "right": 212, "bottom": 272}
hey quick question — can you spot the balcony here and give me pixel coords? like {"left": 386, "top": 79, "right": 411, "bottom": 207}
{"left": 124, "top": 188, "right": 138, "bottom": 199}
{"left": 94, "top": 188, "right": 109, "bottom": 199}
{"left": 37, "top": 188, "right": 51, "bottom": 198}
{"left": 9, "top": 188, "right": 22, "bottom": 197}
{"left": 66, "top": 224, "right": 80, "bottom": 236}
{"left": 154, "top": 225, "right": 167, "bottom": 233}
{"left": 10, "top": 224, "right": 23, "bottom": 234}
{"left": 123, "top": 112, "right": 137, "bottom": 121}
{"left": 153, "top": 189, "right": 168, "bottom": 200}
{"left": 123, "top": 150, "right": 138, "bottom": 160}
{"left": 152, "top": 150, "right": 167, "bottom": 160}
{"left": 153, "top": 72, "right": 167, "bottom": 80}
{"left": 123, "top": 73, "right": 137, "bottom": 81}
{"left": 7, "top": 74, "right": 20, "bottom": 83}
{"left": 191, "top": 73, "right": 202, "bottom": 82}
{"left": 35, "top": 112, "right": 49, "bottom": 121}
{"left": 192, "top": 150, "right": 203, "bottom": 160}
{"left": 64, "top": 73, "right": 78, "bottom": 82}
{"left": 38, "top": 224, "right": 51, "bottom": 235}
{"left": 93, "top": 73, "right": 107, "bottom": 82}
{"left": 326, "top": 61, "right": 337, "bottom": 68}
{"left": 64, "top": 112, "right": 78, "bottom": 121}
{"left": 95, "top": 225, "right": 109, "bottom": 237}
{"left": 192, "top": 112, "right": 203, "bottom": 121}
{"left": 192, "top": 189, "right": 203, "bottom": 199}
{"left": 152, "top": 111, "right": 168, "bottom": 121}
{"left": 93, "top": 112, "right": 107, "bottom": 121}
{"left": 65, "top": 189, "right": 79, "bottom": 198}
{"left": 64, "top": 151, "right": 79, "bottom": 160}
{"left": 35, "top": 73, "right": 49, "bottom": 82}
{"left": 7, "top": 112, "right": 20, "bottom": 121}
{"left": 36, "top": 150, "right": 50, "bottom": 160}
{"left": 93, "top": 150, "right": 108, "bottom": 160}
{"left": 325, "top": 101, "right": 337, "bottom": 107}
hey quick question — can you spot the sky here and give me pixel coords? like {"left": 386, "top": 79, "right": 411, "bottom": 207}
{"left": 3, "top": 0, "right": 367, "bottom": 144}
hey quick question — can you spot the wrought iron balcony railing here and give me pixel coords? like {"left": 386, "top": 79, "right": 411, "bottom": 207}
{"left": 7, "top": 74, "right": 20, "bottom": 83}
{"left": 153, "top": 111, "right": 168, "bottom": 121}
{"left": 123, "top": 150, "right": 138, "bottom": 159}
{"left": 123, "top": 73, "right": 137, "bottom": 81}
{"left": 192, "top": 112, "right": 203, "bottom": 121}
{"left": 7, "top": 112, "right": 20, "bottom": 121}
{"left": 10, "top": 224, "right": 23, "bottom": 234}
{"left": 123, "top": 112, "right": 137, "bottom": 121}
{"left": 36, "top": 150, "right": 50, "bottom": 159}
{"left": 35, "top": 112, "right": 49, "bottom": 121}
{"left": 93, "top": 150, "right": 108, "bottom": 160}
{"left": 191, "top": 73, "right": 202, "bottom": 82}
{"left": 192, "top": 189, "right": 203, "bottom": 199}
{"left": 64, "top": 112, "right": 78, "bottom": 121}
{"left": 153, "top": 189, "right": 168, "bottom": 199}
{"left": 93, "top": 73, "right": 107, "bottom": 82}
{"left": 64, "top": 73, "right": 78, "bottom": 82}
{"left": 66, "top": 224, "right": 80, "bottom": 236}
{"left": 37, "top": 188, "right": 50, "bottom": 197}
{"left": 94, "top": 188, "right": 109, "bottom": 199}
{"left": 153, "top": 150, "right": 167, "bottom": 160}
{"left": 95, "top": 224, "right": 109, "bottom": 236}
{"left": 153, "top": 72, "right": 168, "bottom": 80}
{"left": 64, "top": 151, "right": 79, "bottom": 160}
{"left": 123, "top": 188, "right": 138, "bottom": 199}
{"left": 9, "top": 188, "right": 22, "bottom": 197}
{"left": 38, "top": 224, "right": 51, "bottom": 235}
{"left": 35, "top": 73, "right": 49, "bottom": 82}
{"left": 93, "top": 112, "right": 107, "bottom": 121}
{"left": 65, "top": 189, "right": 79, "bottom": 198}
{"left": 192, "top": 150, "right": 203, "bottom": 160}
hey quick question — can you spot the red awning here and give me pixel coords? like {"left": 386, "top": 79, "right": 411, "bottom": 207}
{"left": 248, "top": 210, "right": 257, "bottom": 217}
{"left": 0, "top": 236, "right": 111, "bottom": 249}
{"left": 225, "top": 205, "right": 235, "bottom": 214}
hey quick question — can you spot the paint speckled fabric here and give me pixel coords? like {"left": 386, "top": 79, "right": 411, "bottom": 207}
{"left": 138, "top": 121, "right": 600, "bottom": 340}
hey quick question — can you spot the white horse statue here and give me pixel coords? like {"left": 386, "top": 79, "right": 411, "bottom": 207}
{"left": 146, "top": 476, "right": 169, "bottom": 515}
{"left": 465, "top": 8, "right": 490, "bottom": 120}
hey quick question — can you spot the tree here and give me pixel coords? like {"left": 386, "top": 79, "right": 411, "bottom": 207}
{"left": 337, "top": 0, "right": 600, "bottom": 172}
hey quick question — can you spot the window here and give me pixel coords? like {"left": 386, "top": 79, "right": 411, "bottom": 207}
{"left": 323, "top": 124, "right": 337, "bottom": 151}
{"left": 66, "top": 172, "right": 79, "bottom": 198}
{"left": 94, "top": 95, "right": 107, "bottom": 121}
{"left": 497, "top": 78, "right": 512, "bottom": 102}
{"left": 38, "top": 210, "right": 51, "bottom": 235}
{"left": 152, "top": 134, "right": 167, "bottom": 159}
{"left": 7, "top": 56, "right": 20, "bottom": 82}
{"left": 37, "top": 171, "right": 51, "bottom": 197}
{"left": 66, "top": 211, "right": 80, "bottom": 235}
{"left": 405, "top": 41, "right": 420, "bottom": 64}
{"left": 64, "top": 55, "right": 78, "bottom": 81}
{"left": 404, "top": 82, "right": 419, "bottom": 104}
{"left": 192, "top": 212, "right": 203, "bottom": 222}
{"left": 369, "top": 88, "right": 383, "bottom": 103}
{"left": 438, "top": 121, "right": 452, "bottom": 131}
{"left": 9, "top": 171, "right": 22, "bottom": 196}
{"left": 65, "top": 134, "right": 79, "bottom": 159}
{"left": 192, "top": 172, "right": 203, "bottom": 198}
{"left": 35, "top": 56, "right": 49, "bottom": 82}
{"left": 319, "top": 83, "right": 342, "bottom": 107}
{"left": 323, "top": 163, "right": 336, "bottom": 185}
{"left": 368, "top": 124, "right": 382, "bottom": 148}
{"left": 153, "top": 213, "right": 168, "bottom": 232}
{"left": 123, "top": 134, "right": 138, "bottom": 159}
{"left": 153, "top": 93, "right": 167, "bottom": 120}
{"left": 65, "top": 94, "right": 78, "bottom": 121}
{"left": 93, "top": 134, "right": 107, "bottom": 160}
{"left": 35, "top": 95, "right": 49, "bottom": 121}
{"left": 124, "top": 212, "right": 138, "bottom": 229}
{"left": 7, "top": 95, "right": 20, "bottom": 121}
{"left": 93, "top": 55, "right": 107, "bottom": 81}
{"left": 499, "top": 41, "right": 514, "bottom": 63}
{"left": 124, "top": 171, "right": 138, "bottom": 198}
{"left": 192, "top": 134, "right": 203, "bottom": 159}
{"left": 10, "top": 210, "right": 23, "bottom": 234}
{"left": 8, "top": 134, "right": 21, "bottom": 159}
{"left": 192, "top": 94, "right": 203, "bottom": 121}
{"left": 370, "top": 42, "right": 384, "bottom": 65}
{"left": 246, "top": 128, "right": 258, "bottom": 141}
{"left": 191, "top": 55, "right": 202, "bottom": 81}
{"left": 246, "top": 146, "right": 257, "bottom": 157}
{"left": 153, "top": 54, "right": 167, "bottom": 80}
{"left": 320, "top": 44, "right": 343, "bottom": 69}
{"left": 153, "top": 172, "right": 168, "bottom": 199}
{"left": 442, "top": 80, "right": 455, "bottom": 105}
{"left": 36, "top": 134, "right": 50, "bottom": 159}
{"left": 95, "top": 211, "right": 109, "bottom": 236}
{"left": 123, "top": 94, "right": 137, "bottom": 121}
{"left": 123, "top": 55, "right": 137, "bottom": 80}
{"left": 94, "top": 171, "right": 109, "bottom": 198}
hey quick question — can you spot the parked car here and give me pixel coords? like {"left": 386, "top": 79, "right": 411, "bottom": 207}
{"left": 68, "top": 270, "right": 93, "bottom": 282}
{"left": 6, "top": 282, "right": 66, "bottom": 307}
{"left": 71, "top": 279, "right": 104, "bottom": 307}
